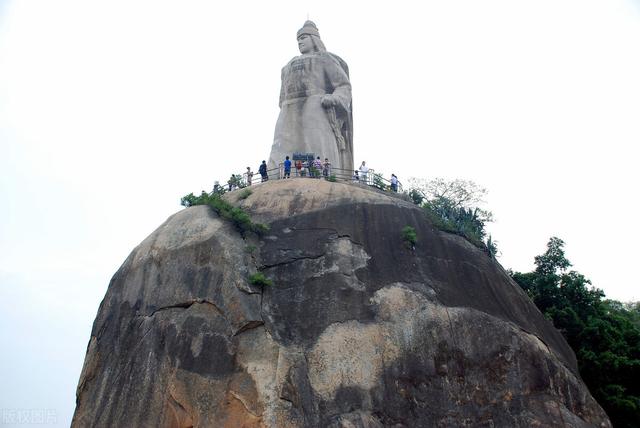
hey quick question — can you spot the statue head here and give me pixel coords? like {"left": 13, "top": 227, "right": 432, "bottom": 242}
{"left": 297, "top": 21, "right": 326, "bottom": 54}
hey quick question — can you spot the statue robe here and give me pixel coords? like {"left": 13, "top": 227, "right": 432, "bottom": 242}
{"left": 268, "top": 51, "right": 353, "bottom": 173}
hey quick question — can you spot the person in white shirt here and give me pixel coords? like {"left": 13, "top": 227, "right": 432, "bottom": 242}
{"left": 390, "top": 174, "right": 398, "bottom": 192}
{"left": 323, "top": 158, "right": 331, "bottom": 178}
{"left": 245, "top": 167, "right": 254, "bottom": 186}
{"left": 359, "top": 161, "right": 369, "bottom": 184}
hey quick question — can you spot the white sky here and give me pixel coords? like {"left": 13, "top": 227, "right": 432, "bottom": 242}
{"left": 1, "top": 0, "right": 639, "bottom": 425}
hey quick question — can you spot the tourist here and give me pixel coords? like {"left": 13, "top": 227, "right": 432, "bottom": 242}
{"left": 213, "top": 181, "right": 222, "bottom": 195}
{"left": 259, "top": 160, "right": 268, "bottom": 182}
{"left": 295, "top": 159, "right": 303, "bottom": 177}
{"left": 352, "top": 170, "right": 359, "bottom": 182}
{"left": 313, "top": 156, "right": 323, "bottom": 178}
{"left": 359, "top": 161, "right": 369, "bottom": 184}
{"left": 228, "top": 174, "right": 236, "bottom": 192}
{"left": 283, "top": 156, "right": 292, "bottom": 179}
{"left": 323, "top": 158, "right": 331, "bottom": 179}
{"left": 390, "top": 173, "right": 398, "bottom": 192}
{"left": 246, "top": 167, "right": 254, "bottom": 186}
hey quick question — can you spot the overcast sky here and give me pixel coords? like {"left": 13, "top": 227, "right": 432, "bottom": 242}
{"left": 1, "top": 0, "right": 639, "bottom": 425}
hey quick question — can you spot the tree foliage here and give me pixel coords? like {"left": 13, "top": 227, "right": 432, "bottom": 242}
{"left": 373, "top": 172, "right": 387, "bottom": 191}
{"left": 227, "top": 174, "right": 246, "bottom": 190}
{"left": 406, "top": 178, "right": 494, "bottom": 249}
{"left": 211, "top": 182, "right": 226, "bottom": 196}
{"left": 180, "top": 191, "right": 269, "bottom": 236}
{"left": 486, "top": 235, "right": 499, "bottom": 259}
{"left": 406, "top": 177, "right": 488, "bottom": 209}
{"left": 248, "top": 272, "right": 272, "bottom": 287}
{"left": 401, "top": 226, "right": 417, "bottom": 248}
{"left": 511, "top": 237, "right": 640, "bottom": 428}
{"left": 407, "top": 188, "right": 424, "bottom": 206}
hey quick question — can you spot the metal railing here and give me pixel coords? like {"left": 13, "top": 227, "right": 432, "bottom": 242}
{"left": 215, "top": 165, "right": 403, "bottom": 195}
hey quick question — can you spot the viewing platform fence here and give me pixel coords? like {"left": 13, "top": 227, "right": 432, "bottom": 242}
{"left": 217, "top": 165, "right": 403, "bottom": 196}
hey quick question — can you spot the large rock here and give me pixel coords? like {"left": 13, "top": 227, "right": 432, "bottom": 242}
{"left": 73, "top": 179, "right": 611, "bottom": 427}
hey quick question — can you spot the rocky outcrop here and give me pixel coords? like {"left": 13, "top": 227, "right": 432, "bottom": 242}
{"left": 73, "top": 179, "right": 611, "bottom": 427}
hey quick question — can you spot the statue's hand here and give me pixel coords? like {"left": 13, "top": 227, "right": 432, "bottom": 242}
{"left": 321, "top": 95, "right": 336, "bottom": 108}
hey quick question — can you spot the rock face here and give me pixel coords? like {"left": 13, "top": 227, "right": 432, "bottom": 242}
{"left": 73, "top": 180, "right": 610, "bottom": 427}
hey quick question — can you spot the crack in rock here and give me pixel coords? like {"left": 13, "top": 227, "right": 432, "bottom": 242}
{"left": 144, "top": 299, "right": 225, "bottom": 318}
{"left": 233, "top": 320, "right": 265, "bottom": 337}
{"left": 142, "top": 300, "right": 266, "bottom": 340}
{"left": 261, "top": 253, "right": 326, "bottom": 269}
{"left": 288, "top": 226, "right": 362, "bottom": 245}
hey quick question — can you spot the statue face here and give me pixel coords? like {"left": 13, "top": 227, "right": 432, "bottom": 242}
{"left": 297, "top": 34, "right": 313, "bottom": 54}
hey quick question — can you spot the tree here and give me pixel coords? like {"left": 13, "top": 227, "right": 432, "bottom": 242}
{"left": 406, "top": 177, "right": 488, "bottom": 209}
{"left": 534, "top": 237, "right": 571, "bottom": 276}
{"left": 511, "top": 237, "right": 640, "bottom": 428}
{"left": 373, "top": 172, "right": 387, "bottom": 191}
{"left": 407, "top": 188, "right": 424, "bottom": 206}
{"left": 486, "top": 235, "right": 499, "bottom": 259}
{"left": 406, "top": 177, "right": 494, "bottom": 249}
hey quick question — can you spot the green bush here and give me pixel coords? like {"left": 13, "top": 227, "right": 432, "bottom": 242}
{"left": 486, "top": 235, "right": 498, "bottom": 259}
{"left": 401, "top": 226, "right": 417, "bottom": 248}
{"left": 407, "top": 189, "right": 424, "bottom": 206}
{"left": 373, "top": 173, "right": 387, "bottom": 191}
{"left": 180, "top": 191, "right": 268, "bottom": 236}
{"left": 228, "top": 174, "right": 246, "bottom": 189}
{"left": 249, "top": 272, "right": 273, "bottom": 287}
{"left": 251, "top": 222, "right": 270, "bottom": 235}
{"left": 423, "top": 200, "right": 489, "bottom": 248}
{"left": 327, "top": 174, "right": 337, "bottom": 182}
{"left": 212, "top": 184, "right": 226, "bottom": 196}
{"left": 406, "top": 178, "right": 493, "bottom": 251}
{"left": 239, "top": 188, "right": 252, "bottom": 200}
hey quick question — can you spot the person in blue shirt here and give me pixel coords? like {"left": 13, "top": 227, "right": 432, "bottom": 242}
{"left": 259, "top": 161, "right": 268, "bottom": 182}
{"left": 283, "top": 156, "right": 292, "bottom": 178}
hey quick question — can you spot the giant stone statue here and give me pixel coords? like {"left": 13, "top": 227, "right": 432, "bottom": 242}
{"left": 268, "top": 21, "right": 353, "bottom": 173}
